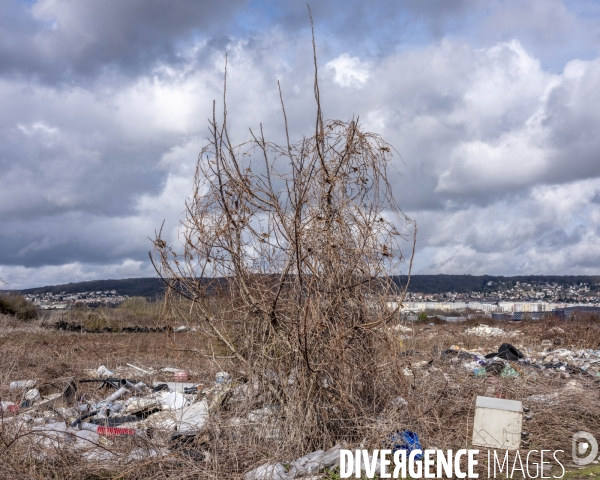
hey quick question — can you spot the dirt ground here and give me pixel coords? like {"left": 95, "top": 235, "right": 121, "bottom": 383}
{"left": 1, "top": 312, "right": 599, "bottom": 479}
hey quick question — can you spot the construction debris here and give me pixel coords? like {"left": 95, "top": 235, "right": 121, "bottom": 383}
{"left": 465, "top": 324, "right": 514, "bottom": 337}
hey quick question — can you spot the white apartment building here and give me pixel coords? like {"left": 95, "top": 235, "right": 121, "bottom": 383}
{"left": 388, "top": 299, "right": 566, "bottom": 314}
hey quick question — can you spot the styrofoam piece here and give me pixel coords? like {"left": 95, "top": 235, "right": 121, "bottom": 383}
{"left": 31, "top": 422, "right": 74, "bottom": 448}
{"left": 125, "top": 397, "right": 161, "bottom": 414}
{"left": 97, "top": 365, "right": 115, "bottom": 378}
{"left": 176, "top": 399, "right": 209, "bottom": 432}
{"left": 160, "top": 391, "right": 188, "bottom": 410}
{"left": 472, "top": 395, "right": 523, "bottom": 450}
{"left": 143, "top": 410, "right": 177, "bottom": 431}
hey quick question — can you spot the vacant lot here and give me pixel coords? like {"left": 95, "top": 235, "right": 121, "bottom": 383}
{"left": 1, "top": 312, "right": 599, "bottom": 479}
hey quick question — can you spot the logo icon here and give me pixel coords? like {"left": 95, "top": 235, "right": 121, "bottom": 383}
{"left": 572, "top": 432, "right": 598, "bottom": 466}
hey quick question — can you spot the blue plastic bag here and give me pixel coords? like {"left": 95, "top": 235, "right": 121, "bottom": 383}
{"left": 388, "top": 430, "right": 423, "bottom": 460}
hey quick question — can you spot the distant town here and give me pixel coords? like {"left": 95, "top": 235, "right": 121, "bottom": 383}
{"left": 24, "top": 290, "right": 130, "bottom": 310}
{"left": 21, "top": 279, "right": 600, "bottom": 313}
{"left": 393, "top": 280, "right": 600, "bottom": 314}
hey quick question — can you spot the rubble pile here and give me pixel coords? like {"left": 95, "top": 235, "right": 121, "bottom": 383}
{"left": 464, "top": 324, "right": 512, "bottom": 337}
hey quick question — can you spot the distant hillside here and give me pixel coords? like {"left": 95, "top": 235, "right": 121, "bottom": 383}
{"left": 16, "top": 278, "right": 166, "bottom": 299}
{"left": 394, "top": 274, "right": 600, "bottom": 294}
{"left": 7, "top": 274, "right": 600, "bottom": 299}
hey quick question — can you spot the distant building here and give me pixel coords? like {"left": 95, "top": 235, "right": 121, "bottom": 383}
{"left": 512, "top": 312, "right": 548, "bottom": 321}
{"left": 553, "top": 306, "right": 600, "bottom": 319}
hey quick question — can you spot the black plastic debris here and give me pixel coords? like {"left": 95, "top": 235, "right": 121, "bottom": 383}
{"left": 485, "top": 343, "right": 524, "bottom": 361}
{"left": 89, "top": 415, "right": 139, "bottom": 427}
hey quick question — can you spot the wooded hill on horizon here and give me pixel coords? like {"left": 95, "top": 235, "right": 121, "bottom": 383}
{"left": 5, "top": 274, "right": 600, "bottom": 299}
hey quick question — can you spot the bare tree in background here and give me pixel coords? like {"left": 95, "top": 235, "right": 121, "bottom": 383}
{"left": 152, "top": 21, "right": 416, "bottom": 457}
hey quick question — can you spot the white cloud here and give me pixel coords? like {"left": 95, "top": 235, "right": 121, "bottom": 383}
{"left": 0, "top": 260, "right": 154, "bottom": 290}
{"left": 325, "top": 53, "right": 370, "bottom": 87}
{"left": 412, "top": 177, "right": 600, "bottom": 275}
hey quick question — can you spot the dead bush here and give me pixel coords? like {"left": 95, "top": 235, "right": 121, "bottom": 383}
{"left": 151, "top": 19, "right": 417, "bottom": 464}
{"left": 0, "top": 293, "right": 38, "bottom": 321}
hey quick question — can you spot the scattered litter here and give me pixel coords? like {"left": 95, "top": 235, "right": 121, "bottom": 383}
{"left": 500, "top": 365, "right": 520, "bottom": 378}
{"left": 465, "top": 325, "right": 507, "bottom": 337}
{"left": 160, "top": 391, "right": 188, "bottom": 411}
{"left": 176, "top": 399, "right": 208, "bottom": 432}
{"left": 97, "top": 365, "right": 115, "bottom": 378}
{"left": 245, "top": 463, "right": 289, "bottom": 480}
{"left": 0, "top": 364, "right": 227, "bottom": 465}
{"left": 9, "top": 379, "right": 37, "bottom": 390}
{"left": 244, "top": 444, "right": 343, "bottom": 479}
{"left": 4, "top": 319, "right": 599, "bottom": 474}
{"left": 215, "top": 371, "right": 232, "bottom": 384}
{"left": 174, "top": 370, "right": 189, "bottom": 381}
{"left": 390, "top": 396, "right": 408, "bottom": 408}
{"left": 1, "top": 401, "right": 18, "bottom": 413}
{"left": 391, "top": 324, "right": 413, "bottom": 333}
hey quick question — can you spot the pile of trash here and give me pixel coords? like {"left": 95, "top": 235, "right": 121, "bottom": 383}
{"left": 1, "top": 361, "right": 442, "bottom": 478}
{"left": 442, "top": 341, "right": 600, "bottom": 381}
{"left": 464, "top": 324, "right": 513, "bottom": 337}
{"left": 3, "top": 364, "right": 385, "bottom": 477}
{"left": 1, "top": 364, "right": 235, "bottom": 463}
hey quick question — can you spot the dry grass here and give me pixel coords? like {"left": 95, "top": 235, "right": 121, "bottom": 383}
{"left": 0, "top": 314, "right": 599, "bottom": 478}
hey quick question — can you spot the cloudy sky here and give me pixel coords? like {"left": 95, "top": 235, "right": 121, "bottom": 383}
{"left": 1, "top": 0, "right": 600, "bottom": 289}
